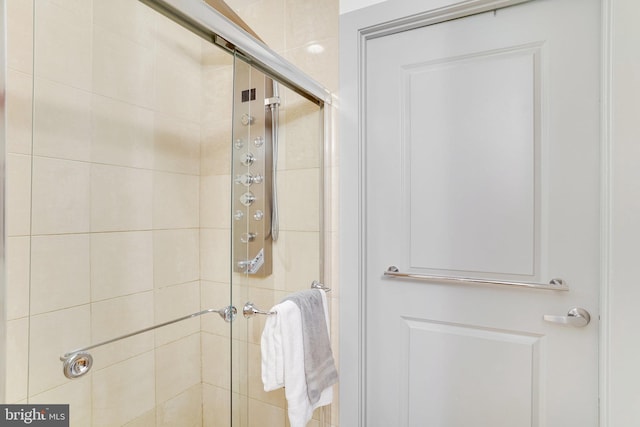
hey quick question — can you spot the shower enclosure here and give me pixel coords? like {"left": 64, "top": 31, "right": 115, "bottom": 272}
{"left": 2, "top": 0, "right": 334, "bottom": 425}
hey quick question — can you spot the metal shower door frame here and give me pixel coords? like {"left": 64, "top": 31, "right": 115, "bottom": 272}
{"left": 138, "top": 0, "right": 332, "bottom": 106}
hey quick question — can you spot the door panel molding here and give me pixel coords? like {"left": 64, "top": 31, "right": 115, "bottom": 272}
{"left": 398, "top": 317, "right": 545, "bottom": 426}
{"left": 401, "top": 43, "right": 540, "bottom": 277}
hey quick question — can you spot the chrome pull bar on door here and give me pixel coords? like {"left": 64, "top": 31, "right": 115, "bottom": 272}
{"left": 384, "top": 266, "right": 569, "bottom": 291}
{"left": 60, "top": 305, "right": 237, "bottom": 379}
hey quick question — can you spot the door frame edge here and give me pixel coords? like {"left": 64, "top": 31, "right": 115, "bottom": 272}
{"left": 599, "top": 0, "right": 612, "bottom": 425}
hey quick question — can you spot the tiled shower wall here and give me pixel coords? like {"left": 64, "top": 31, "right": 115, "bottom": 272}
{"left": 6, "top": 0, "right": 208, "bottom": 424}
{"left": 4, "top": 0, "right": 339, "bottom": 426}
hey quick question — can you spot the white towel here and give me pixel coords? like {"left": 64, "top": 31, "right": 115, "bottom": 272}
{"left": 261, "top": 303, "right": 284, "bottom": 391}
{"left": 261, "top": 300, "right": 334, "bottom": 427}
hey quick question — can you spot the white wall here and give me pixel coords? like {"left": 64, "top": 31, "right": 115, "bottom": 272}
{"left": 340, "top": 0, "right": 386, "bottom": 15}
{"left": 608, "top": 0, "right": 640, "bottom": 424}
{"left": 339, "top": 0, "right": 469, "bottom": 15}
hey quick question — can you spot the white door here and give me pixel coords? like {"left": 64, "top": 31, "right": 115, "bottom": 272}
{"left": 364, "top": 0, "right": 600, "bottom": 425}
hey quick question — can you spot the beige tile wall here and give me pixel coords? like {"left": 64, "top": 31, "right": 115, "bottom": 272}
{"left": 5, "top": 0, "right": 339, "bottom": 426}
{"left": 6, "top": 0, "right": 34, "bottom": 407}
{"left": 5, "top": 0, "right": 207, "bottom": 424}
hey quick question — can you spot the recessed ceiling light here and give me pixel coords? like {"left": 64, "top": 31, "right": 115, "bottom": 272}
{"left": 306, "top": 43, "right": 325, "bottom": 54}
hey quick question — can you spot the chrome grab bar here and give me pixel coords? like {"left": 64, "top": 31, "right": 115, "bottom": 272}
{"left": 383, "top": 266, "right": 569, "bottom": 291}
{"left": 243, "top": 280, "right": 331, "bottom": 318}
{"left": 60, "top": 305, "right": 237, "bottom": 379}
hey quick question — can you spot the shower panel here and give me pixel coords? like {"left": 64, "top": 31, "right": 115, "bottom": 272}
{"left": 232, "top": 59, "right": 277, "bottom": 276}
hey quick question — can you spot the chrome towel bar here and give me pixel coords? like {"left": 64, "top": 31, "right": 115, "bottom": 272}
{"left": 60, "top": 305, "right": 237, "bottom": 379}
{"left": 243, "top": 280, "right": 331, "bottom": 318}
{"left": 384, "top": 266, "right": 569, "bottom": 291}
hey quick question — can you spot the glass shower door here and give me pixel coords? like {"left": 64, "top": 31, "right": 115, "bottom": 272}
{"left": 21, "top": 2, "right": 224, "bottom": 425}
{"left": 8, "top": 1, "right": 330, "bottom": 425}
{"left": 230, "top": 55, "right": 326, "bottom": 426}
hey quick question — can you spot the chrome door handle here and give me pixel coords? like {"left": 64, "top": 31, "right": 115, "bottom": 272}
{"left": 543, "top": 307, "right": 591, "bottom": 327}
